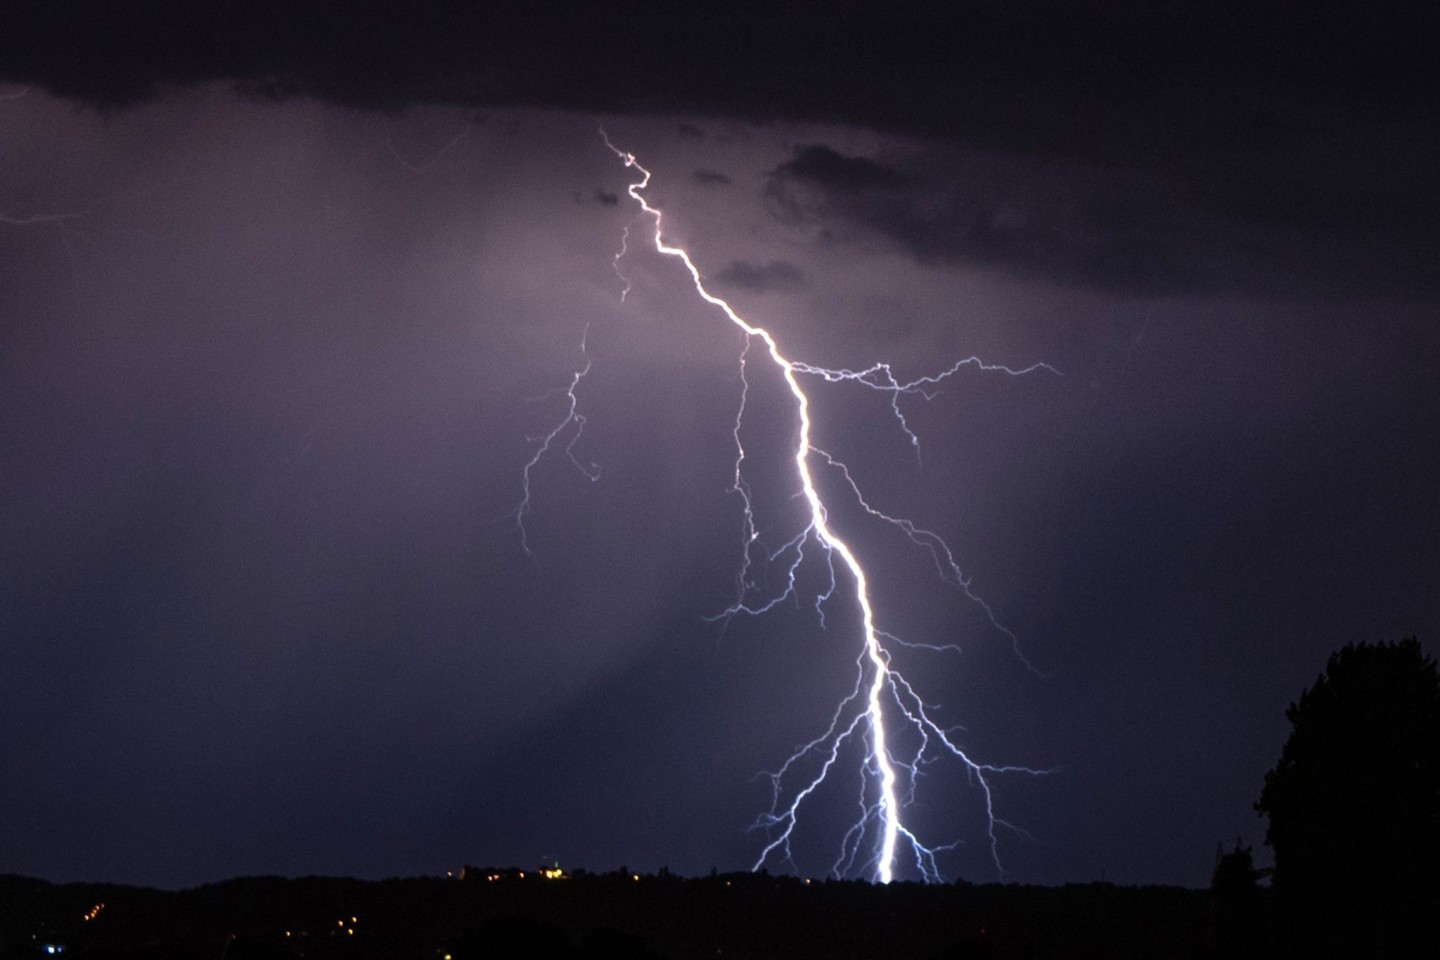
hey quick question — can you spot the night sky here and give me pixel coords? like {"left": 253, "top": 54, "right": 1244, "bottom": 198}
{"left": 3, "top": 3, "right": 1437, "bottom": 890}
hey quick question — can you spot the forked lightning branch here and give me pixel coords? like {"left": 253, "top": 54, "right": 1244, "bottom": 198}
{"left": 514, "top": 132, "right": 1055, "bottom": 883}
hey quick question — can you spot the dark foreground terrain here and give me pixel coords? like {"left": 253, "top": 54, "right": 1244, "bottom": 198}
{"left": 0, "top": 869, "right": 1211, "bottom": 960}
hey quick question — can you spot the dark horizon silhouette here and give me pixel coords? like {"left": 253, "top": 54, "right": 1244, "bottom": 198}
{"left": 1, "top": 867, "right": 1218, "bottom": 959}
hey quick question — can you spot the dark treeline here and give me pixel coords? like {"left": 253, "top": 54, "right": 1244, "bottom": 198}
{"left": 1, "top": 868, "right": 1210, "bottom": 960}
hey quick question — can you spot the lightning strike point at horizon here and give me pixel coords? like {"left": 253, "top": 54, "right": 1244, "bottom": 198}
{"left": 521, "top": 131, "right": 1056, "bottom": 883}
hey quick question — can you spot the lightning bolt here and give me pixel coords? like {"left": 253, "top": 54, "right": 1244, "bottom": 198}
{"left": 524, "top": 131, "right": 1056, "bottom": 883}
{"left": 510, "top": 323, "right": 600, "bottom": 557}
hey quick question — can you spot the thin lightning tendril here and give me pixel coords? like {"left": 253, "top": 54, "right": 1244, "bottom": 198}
{"left": 523, "top": 132, "right": 1057, "bottom": 883}
{"left": 511, "top": 324, "right": 600, "bottom": 556}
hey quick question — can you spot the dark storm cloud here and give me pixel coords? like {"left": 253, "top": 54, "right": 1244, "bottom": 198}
{"left": 571, "top": 189, "right": 620, "bottom": 207}
{"left": 5, "top": 2, "right": 1437, "bottom": 299}
{"left": 709, "top": 259, "right": 809, "bottom": 294}
{"left": 766, "top": 139, "right": 1440, "bottom": 299}
{"left": 8, "top": 2, "right": 1433, "bottom": 126}
{"left": 692, "top": 169, "right": 732, "bottom": 187}
{"left": 773, "top": 146, "right": 914, "bottom": 193}
{"left": 766, "top": 146, "right": 1205, "bottom": 295}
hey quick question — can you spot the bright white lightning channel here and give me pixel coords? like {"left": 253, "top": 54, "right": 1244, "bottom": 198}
{"left": 520, "top": 134, "right": 1055, "bottom": 883}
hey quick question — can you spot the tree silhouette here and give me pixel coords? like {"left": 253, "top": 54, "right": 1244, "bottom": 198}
{"left": 1207, "top": 839, "right": 1265, "bottom": 959}
{"left": 1255, "top": 637, "right": 1439, "bottom": 959}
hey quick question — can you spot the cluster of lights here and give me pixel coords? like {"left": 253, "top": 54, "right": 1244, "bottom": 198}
{"left": 283, "top": 917, "right": 358, "bottom": 940}
{"left": 469, "top": 866, "right": 567, "bottom": 881}
{"left": 81, "top": 903, "right": 104, "bottom": 922}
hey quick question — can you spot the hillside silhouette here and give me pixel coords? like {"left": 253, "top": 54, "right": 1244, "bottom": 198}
{"left": 1, "top": 868, "right": 1210, "bottom": 960}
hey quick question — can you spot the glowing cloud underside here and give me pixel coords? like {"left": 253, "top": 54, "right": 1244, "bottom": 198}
{"left": 517, "top": 134, "right": 1055, "bottom": 883}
